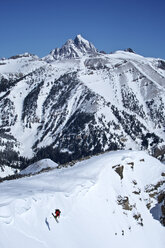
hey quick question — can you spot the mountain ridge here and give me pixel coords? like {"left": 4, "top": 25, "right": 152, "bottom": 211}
{"left": 0, "top": 35, "right": 165, "bottom": 175}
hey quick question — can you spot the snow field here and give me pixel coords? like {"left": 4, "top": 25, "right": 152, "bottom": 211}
{"left": 0, "top": 151, "right": 165, "bottom": 248}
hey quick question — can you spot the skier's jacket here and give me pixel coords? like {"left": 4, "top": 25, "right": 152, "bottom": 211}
{"left": 55, "top": 209, "right": 61, "bottom": 217}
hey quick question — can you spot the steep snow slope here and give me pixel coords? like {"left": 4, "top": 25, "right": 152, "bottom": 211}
{"left": 0, "top": 151, "right": 165, "bottom": 248}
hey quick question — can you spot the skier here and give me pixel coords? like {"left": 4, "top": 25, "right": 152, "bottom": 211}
{"left": 55, "top": 209, "right": 61, "bottom": 219}
{"left": 52, "top": 209, "right": 61, "bottom": 222}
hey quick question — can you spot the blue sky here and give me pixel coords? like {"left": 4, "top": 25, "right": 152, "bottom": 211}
{"left": 0, "top": 0, "right": 165, "bottom": 59}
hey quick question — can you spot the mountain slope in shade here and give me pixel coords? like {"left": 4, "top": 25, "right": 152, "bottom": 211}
{"left": 0, "top": 35, "right": 165, "bottom": 172}
{"left": 0, "top": 151, "right": 165, "bottom": 248}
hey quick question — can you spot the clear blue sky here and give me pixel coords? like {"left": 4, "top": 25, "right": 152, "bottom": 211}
{"left": 0, "top": 0, "right": 165, "bottom": 59}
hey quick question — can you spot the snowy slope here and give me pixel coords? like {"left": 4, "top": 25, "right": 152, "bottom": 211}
{"left": 0, "top": 165, "right": 18, "bottom": 178}
{"left": 0, "top": 151, "right": 165, "bottom": 248}
{"left": 0, "top": 53, "right": 45, "bottom": 75}
{"left": 20, "top": 159, "right": 58, "bottom": 175}
{"left": 0, "top": 34, "right": 165, "bottom": 172}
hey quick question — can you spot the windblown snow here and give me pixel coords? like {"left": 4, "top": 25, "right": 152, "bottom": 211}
{"left": 0, "top": 151, "right": 165, "bottom": 248}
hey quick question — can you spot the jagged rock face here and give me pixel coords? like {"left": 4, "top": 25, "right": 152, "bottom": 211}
{"left": 0, "top": 35, "right": 165, "bottom": 169}
{"left": 44, "top": 34, "right": 97, "bottom": 61}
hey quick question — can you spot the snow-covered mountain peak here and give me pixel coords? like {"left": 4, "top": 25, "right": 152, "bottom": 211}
{"left": 75, "top": 34, "right": 84, "bottom": 40}
{"left": 74, "top": 34, "right": 97, "bottom": 52}
{"left": 44, "top": 34, "right": 97, "bottom": 61}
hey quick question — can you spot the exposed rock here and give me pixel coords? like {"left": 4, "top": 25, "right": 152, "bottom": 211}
{"left": 113, "top": 164, "right": 124, "bottom": 180}
{"left": 152, "top": 145, "right": 165, "bottom": 160}
{"left": 124, "top": 48, "right": 135, "bottom": 53}
{"left": 133, "top": 213, "right": 143, "bottom": 226}
{"left": 157, "top": 60, "right": 165, "bottom": 70}
{"left": 127, "top": 162, "right": 134, "bottom": 169}
{"left": 132, "top": 188, "right": 141, "bottom": 195}
{"left": 117, "top": 196, "right": 133, "bottom": 210}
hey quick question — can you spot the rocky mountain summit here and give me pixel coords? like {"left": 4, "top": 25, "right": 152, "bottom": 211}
{"left": 0, "top": 35, "right": 165, "bottom": 174}
{"left": 44, "top": 34, "right": 97, "bottom": 61}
